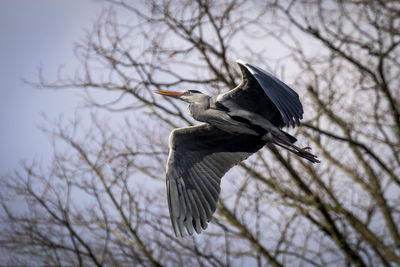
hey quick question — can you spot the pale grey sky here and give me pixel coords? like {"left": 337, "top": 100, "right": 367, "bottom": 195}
{"left": 0, "top": 0, "right": 102, "bottom": 173}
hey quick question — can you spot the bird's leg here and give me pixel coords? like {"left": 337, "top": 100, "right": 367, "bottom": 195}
{"left": 264, "top": 132, "right": 320, "bottom": 163}
{"left": 291, "top": 144, "right": 311, "bottom": 152}
{"left": 274, "top": 142, "right": 320, "bottom": 163}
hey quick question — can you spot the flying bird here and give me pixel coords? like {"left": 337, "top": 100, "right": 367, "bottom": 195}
{"left": 155, "top": 60, "right": 319, "bottom": 237}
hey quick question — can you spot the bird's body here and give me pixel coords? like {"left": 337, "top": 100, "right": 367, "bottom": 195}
{"left": 155, "top": 60, "right": 319, "bottom": 237}
{"left": 188, "top": 96, "right": 255, "bottom": 136}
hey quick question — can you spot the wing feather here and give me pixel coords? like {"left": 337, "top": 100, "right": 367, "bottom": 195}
{"left": 244, "top": 61, "right": 303, "bottom": 127}
{"left": 195, "top": 162, "right": 220, "bottom": 195}
{"left": 217, "top": 60, "right": 304, "bottom": 128}
{"left": 190, "top": 188, "right": 208, "bottom": 223}
{"left": 166, "top": 124, "right": 265, "bottom": 236}
{"left": 187, "top": 167, "right": 214, "bottom": 214}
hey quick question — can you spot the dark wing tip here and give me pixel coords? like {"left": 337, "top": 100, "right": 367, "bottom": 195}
{"left": 237, "top": 61, "right": 304, "bottom": 128}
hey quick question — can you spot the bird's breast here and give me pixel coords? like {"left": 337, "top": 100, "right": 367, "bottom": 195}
{"left": 188, "top": 103, "right": 208, "bottom": 122}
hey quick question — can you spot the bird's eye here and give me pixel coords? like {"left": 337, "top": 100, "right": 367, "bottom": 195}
{"left": 184, "top": 91, "right": 191, "bottom": 95}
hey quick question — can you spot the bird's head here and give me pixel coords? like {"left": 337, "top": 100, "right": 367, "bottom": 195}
{"left": 155, "top": 90, "right": 207, "bottom": 103}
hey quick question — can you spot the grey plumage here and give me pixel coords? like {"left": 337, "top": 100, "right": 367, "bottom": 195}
{"left": 155, "top": 60, "right": 319, "bottom": 237}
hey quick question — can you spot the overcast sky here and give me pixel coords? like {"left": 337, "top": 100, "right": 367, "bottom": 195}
{"left": 0, "top": 0, "right": 103, "bottom": 174}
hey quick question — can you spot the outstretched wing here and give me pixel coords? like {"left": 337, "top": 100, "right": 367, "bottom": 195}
{"left": 166, "top": 124, "right": 265, "bottom": 236}
{"left": 217, "top": 60, "right": 303, "bottom": 128}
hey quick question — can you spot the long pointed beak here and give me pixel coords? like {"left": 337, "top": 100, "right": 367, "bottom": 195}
{"left": 154, "top": 90, "right": 185, "bottom": 98}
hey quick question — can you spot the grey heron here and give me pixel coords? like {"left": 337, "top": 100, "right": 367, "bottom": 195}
{"left": 155, "top": 60, "right": 319, "bottom": 237}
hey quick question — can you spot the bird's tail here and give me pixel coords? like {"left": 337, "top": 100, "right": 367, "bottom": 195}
{"left": 264, "top": 131, "right": 320, "bottom": 163}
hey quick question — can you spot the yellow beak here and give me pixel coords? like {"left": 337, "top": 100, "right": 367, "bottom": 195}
{"left": 154, "top": 90, "right": 185, "bottom": 98}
